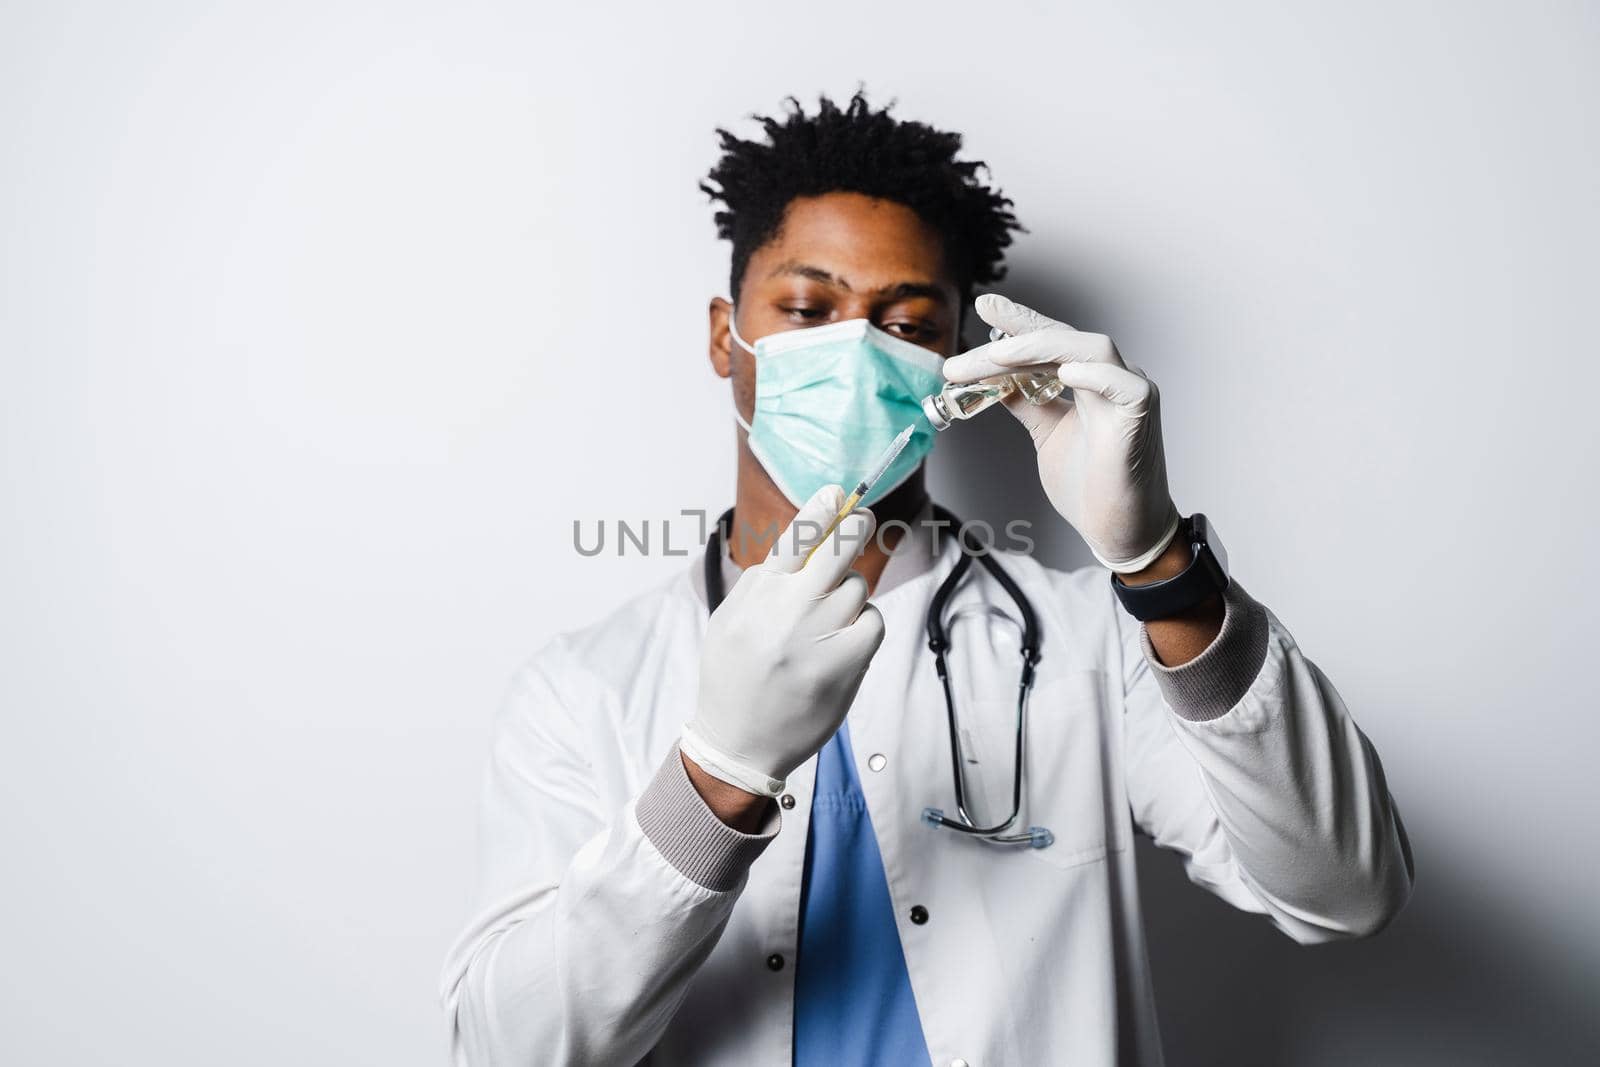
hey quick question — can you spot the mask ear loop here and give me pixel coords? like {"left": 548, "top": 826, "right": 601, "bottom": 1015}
{"left": 726, "top": 307, "right": 755, "bottom": 355}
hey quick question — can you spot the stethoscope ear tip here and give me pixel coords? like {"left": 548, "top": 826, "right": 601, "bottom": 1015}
{"left": 924, "top": 806, "right": 1056, "bottom": 851}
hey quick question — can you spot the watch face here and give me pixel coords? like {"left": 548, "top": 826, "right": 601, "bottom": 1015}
{"left": 1192, "top": 514, "right": 1228, "bottom": 576}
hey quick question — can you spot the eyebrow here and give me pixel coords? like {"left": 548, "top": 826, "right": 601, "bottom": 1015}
{"left": 767, "top": 261, "right": 950, "bottom": 305}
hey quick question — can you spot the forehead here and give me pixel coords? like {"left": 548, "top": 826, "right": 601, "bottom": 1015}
{"left": 747, "top": 192, "right": 953, "bottom": 290}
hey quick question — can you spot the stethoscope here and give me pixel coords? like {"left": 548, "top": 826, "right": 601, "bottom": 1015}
{"left": 704, "top": 505, "right": 1055, "bottom": 850}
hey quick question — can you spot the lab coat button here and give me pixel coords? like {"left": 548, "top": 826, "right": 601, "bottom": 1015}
{"left": 779, "top": 794, "right": 796, "bottom": 809}
{"left": 951, "top": 1059, "right": 970, "bottom": 1067}
{"left": 909, "top": 905, "right": 929, "bottom": 925}
{"left": 765, "top": 953, "right": 784, "bottom": 971}
{"left": 867, "top": 752, "right": 888, "bottom": 772}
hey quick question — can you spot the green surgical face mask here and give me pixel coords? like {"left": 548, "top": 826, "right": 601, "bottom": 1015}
{"left": 730, "top": 314, "right": 944, "bottom": 508}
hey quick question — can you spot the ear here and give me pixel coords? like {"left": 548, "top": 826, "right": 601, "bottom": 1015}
{"left": 708, "top": 296, "right": 733, "bottom": 379}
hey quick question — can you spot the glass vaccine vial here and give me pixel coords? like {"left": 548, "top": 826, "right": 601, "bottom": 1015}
{"left": 922, "top": 372, "right": 1064, "bottom": 429}
{"left": 921, "top": 326, "right": 1068, "bottom": 430}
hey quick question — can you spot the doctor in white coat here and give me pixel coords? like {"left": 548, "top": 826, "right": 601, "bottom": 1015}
{"left": 441, "top": 93, "right": 1412, "bottom": 1067}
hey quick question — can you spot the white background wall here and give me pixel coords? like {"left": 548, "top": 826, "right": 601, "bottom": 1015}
{"left": 3, "top": 1, "right": 1596, "bottom": 1063}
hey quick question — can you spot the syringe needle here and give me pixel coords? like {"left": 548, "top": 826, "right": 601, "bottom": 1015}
{"left": 803, "top": 425, "right": 916, "bottom": 566}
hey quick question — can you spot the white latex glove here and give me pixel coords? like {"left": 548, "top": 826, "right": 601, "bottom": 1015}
{"left": 944, "top": 293, "right": 1181, "bottom": 574}
{"left": 680, "top": 485, "right": 887, "bottom": 797}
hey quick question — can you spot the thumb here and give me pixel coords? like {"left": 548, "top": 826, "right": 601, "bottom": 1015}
{"left": 975, "top": 293, "right": 1064, "bottom": 337}
{"left": 764, "top": 484, "right": 847, "bottom": 573}
{"left": 999, "top": 389, "right": 1072, "bottom": 449}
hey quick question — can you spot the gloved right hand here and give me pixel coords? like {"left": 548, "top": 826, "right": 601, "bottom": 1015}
{"left": 943, "top": 294, "right": 1181, "bottom": 574}
{"left": 680, "top": 485, "right": 887, "bottom": 797}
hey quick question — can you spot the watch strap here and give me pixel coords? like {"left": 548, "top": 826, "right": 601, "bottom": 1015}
{"left": 1111, "top": 515, "right": 1228, "bottom": 622}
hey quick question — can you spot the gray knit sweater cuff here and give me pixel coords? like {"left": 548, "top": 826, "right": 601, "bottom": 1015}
{"left": 1139, "top": 579, "right": 1270, "bottom": 722}
{"left": 635, "top": 744, "right": 779, "bottom": 892}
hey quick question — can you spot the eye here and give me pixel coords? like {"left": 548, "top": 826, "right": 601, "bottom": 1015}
{"left": 884, "top": 320, "right": 936, "bottom": 340}
{"left": 781, "top": 306, "right": 827, "bottom": 322}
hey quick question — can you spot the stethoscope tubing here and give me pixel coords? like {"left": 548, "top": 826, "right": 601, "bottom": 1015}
{"left": 703, "top": 505, "right": 1054, "bottom": 849}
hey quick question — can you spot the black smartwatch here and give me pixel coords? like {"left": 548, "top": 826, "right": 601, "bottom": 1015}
{"left": 1111, "top": 514, "right": 1229, "bottom": 622}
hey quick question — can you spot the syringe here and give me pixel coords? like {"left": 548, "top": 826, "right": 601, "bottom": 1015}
{"left": 803, "top": 424, "right": 916, "bottom": 566}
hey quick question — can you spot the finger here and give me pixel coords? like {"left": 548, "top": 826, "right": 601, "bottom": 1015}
{"left": 945, "top": 327, "right": 1122, "bottom": 382}
{"left": 797, "top": 508, "right": 877, "bottom": 592}
{"left": 974, "top": 293, "right": 1063, "bottom": 336}
{"left": 943, "top": 332, "right": 1065, "bottom": 382}
{"left": 764, "top": 484, "right": 847, "bottom": 574}
{"left": 1051, "top": 360, "right": 1154, "bottom": 413}
{"left": 821, "top": 602, "right": 886, "bottom": 665}
{"left": 811, "top": 570, "right": 870, "bottom": 631}
{"left": 998, "top": 388, "right": 1074, "bottom": 449}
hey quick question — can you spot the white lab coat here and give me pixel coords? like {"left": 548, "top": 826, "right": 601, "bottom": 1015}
{"left": 440, "top": 526, "right": 1412, "bottom": 1067}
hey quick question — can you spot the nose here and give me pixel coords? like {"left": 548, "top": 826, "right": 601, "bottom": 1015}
{"left": 837, "top": 297, "right": 878, "bottom": 324}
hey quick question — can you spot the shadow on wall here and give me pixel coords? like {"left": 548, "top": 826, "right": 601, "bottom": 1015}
{"left": 929, "top": 278, "right": 1600, "bottom": 1065}
{"left": 1137, "top": 837, "right": 1600, "bottom": 1066}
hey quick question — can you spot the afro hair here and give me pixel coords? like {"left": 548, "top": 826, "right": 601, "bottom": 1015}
{"left": 701, "top": 90, "right": 1023, "bottom": 302}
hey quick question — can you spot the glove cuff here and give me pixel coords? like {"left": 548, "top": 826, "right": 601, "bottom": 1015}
{"left": 679, "top": 724, "right": 786, "bottom": 798}
{"left": 1092, "top": 507, "right": 1182, "bottom": 575}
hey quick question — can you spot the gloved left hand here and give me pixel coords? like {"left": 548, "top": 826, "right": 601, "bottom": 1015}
{"left": 943, "top": 293, "right": 1181, "bottom": 574}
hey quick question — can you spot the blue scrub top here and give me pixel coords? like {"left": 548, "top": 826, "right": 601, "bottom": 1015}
{"left": 793, "top": 722, "right": 933, "bottom": 1066}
